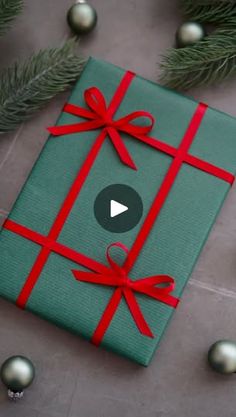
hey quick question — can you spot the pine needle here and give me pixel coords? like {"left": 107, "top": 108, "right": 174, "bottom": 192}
{"left": 0, "top": 0, "right": 23, "bottom": 36}
{"left": 0, "top": 39, "right": 87, "bottom": 133}
{"left": 160, "top": 28, "right": 236, "bottom": 90}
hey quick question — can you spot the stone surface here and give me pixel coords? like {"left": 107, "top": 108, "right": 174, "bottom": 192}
{"left": 1, "top": 0, "right": 236, "bottom": 416}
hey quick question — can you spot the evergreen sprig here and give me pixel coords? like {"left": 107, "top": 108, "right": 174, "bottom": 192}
{"left": 0, "top": 0, "right": 23, "bottom": 36}
{"left": 160, "top": 28, "right": 236, "bottom": 89}
{"left": 182, "top": 0, "right": 236, "bottom": 26}
{"left": 0, "top": 40, "right": 87, "bottom": 133}
{"left": 160, "top": 0, "right": 236, "bottom": 89}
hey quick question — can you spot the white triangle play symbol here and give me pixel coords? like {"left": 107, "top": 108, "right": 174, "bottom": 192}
{"left": 110, "top": 199, "right": 128, "bottom": 218}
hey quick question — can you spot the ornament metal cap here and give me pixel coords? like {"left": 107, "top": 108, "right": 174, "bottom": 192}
{"left": 7, "top": 389, "right": 24, "bottom": 401}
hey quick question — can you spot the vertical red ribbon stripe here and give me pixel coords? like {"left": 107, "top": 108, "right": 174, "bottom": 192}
{"left": 87, "top": 103, "right": 209, "bottom": 345}
{"left": 124, "top": 103, "right": 208, "bottom": 272}
{"left": 15, "top": 70, "right": 136, "bottom": 308}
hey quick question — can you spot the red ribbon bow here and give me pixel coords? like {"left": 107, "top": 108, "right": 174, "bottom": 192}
{"left": 72, "top": 242, "right": 179, "bottom": 346}
{"left": 48, "top": 86, "right": 154, "bottom": 170}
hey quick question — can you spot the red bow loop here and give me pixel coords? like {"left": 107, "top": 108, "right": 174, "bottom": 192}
{"left": 47, "top": 85, "right": 155, "bottom": 170}
{"left": 113, "top": 111, "right": 155, "bottom": 135}
{"left": 84, "top": 87, "right": 108, "bottom": 119}
{"left": 106, "top": 242, "right": 129, "bottom": 278}
{"left": 72, "top": 242, "right": 179, "bottom": 345}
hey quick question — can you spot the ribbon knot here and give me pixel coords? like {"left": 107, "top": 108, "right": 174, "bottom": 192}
{"left": 72, "top": 242, "right": 179, "bottom": 346}
{"left": 119, "top": 275, "right": 131, "bottom": 288}
{"left": 48, "top": 85, "right": 155, "bottom": 170}
{"left": 102, "top": 116, "right": 113, "bottom": 127}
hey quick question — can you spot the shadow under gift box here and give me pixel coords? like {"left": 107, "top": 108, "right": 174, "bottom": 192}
{"left": 0, "top": 57, "right": 235, "bottom": 366}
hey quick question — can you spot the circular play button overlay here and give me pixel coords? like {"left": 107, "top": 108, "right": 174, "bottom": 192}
{"left": 94, "top": 184, "right": 143, "bottom": 233}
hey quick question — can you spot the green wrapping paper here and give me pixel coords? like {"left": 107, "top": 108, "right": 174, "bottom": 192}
{"left": 0, "top": 57, "right": 236, "bottom": 365}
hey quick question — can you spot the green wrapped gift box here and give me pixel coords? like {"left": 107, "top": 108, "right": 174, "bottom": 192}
{"left": 0, "top": 57, "right": 235, "bottom": 366}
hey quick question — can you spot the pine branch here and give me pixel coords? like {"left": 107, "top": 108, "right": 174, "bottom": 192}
{"left": 160, "top": 28, "right": 236, "bottom": 90}
{"left": 0, "top": 39, "right": 87, "bottom": 133}
{"left": 0, "top": 0, "right": 23, "bottom": 36}
{"left": 181, "top": 0, "right": 236, "bottom": 25}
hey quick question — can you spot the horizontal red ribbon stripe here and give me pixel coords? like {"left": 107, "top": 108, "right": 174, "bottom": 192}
{"left": 131, "top": 133, "right": 234, "bottom": 185}
{"left": 4, "top": 220, "right": 179, "bottom": 342}
{"left": 4, "top": 219, "right": 110, "bottom": 275}
{"left": 48, "top": 85, "right": 234, "bottom": 185}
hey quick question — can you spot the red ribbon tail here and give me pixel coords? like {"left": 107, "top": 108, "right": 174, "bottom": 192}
{"left": 133, "top": 276, "right": 180, "bottom": 309}
{"left": 91, "top": 288, "right": 123, "bottom": 346}
{"left": 72, "top": 270, "right": 119, "bottom": 286}
{"left": 47, "top": 120, "right": 104, "bottom": 136}
{"left": 123, "top": 288, "right": 154, "bottom": 338}
{"left": 106, "top": 127, "right": 137, "bottom": 170}
{"left": 63, "top": 103, "right": 98, "bottom": 120}
{"left": 139, "top": 286, "right": 180, "bottom": 308}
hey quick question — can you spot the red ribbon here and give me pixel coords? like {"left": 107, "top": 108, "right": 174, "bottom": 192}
{"left": 72, "top": 242, "right": 179, "bottom": 345}
{"left": 48, "top": 86, "right": 154, "bottom": 170}
{"left": 2, "top": 70, "right": 235, "bottom": 347}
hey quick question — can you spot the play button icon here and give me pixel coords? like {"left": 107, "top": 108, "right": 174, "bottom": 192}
{"left": 110, "top": 200, "right": 128, "bottom": 218}
{"left": 94, "top": 184, "right": 143, "bottom": 233}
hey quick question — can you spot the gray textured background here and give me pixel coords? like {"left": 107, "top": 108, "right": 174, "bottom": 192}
{"left": 1, "top": 1, "right": 236, "bottom": 416}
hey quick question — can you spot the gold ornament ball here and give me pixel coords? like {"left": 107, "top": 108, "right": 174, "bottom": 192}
{"left": 0, "top": 356, "right": 35, "bottom": 397}
{"left": 208, "top": 340, "right": 236, "bottom": 374}
{"left": 67, "top": 1, "right": 97, "bottom": 35}
{"left": 176, "top": 21, "right": 206, "bottom": 48}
